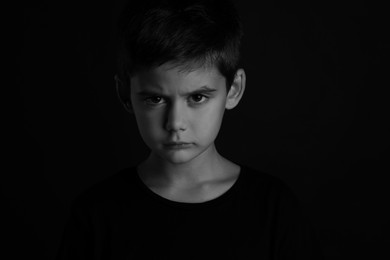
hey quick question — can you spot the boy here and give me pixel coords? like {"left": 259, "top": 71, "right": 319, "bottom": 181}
{"left": 56, "top": 0, "right": 323, "bottom": 259}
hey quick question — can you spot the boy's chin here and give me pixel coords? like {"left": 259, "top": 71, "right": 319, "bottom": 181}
{"left": 149, "top": 143, "right": 215, "bottom": 166}
{"left": 152, "top": 149, "right": 201, "bottom": 165}
{"left": 161, "top": 150, "right": 197, "bottom": 165}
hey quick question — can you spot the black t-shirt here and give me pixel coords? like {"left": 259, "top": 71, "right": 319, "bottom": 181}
{"left": 56, "top": 164, "right": 323, "bottom": 259}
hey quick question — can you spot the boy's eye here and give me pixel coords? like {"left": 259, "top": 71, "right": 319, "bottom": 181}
{"left": 143, "top": 94, "right": 209, "bottom": 106}
{"left": 145, "top": 96, "right": 164, "bottom": 105}
{"left": 189, "top": 94, "right": 208, "bottom": 104}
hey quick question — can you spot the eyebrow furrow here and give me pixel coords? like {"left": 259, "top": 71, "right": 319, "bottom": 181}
{"left": 189, "top": 89, "right": 216, "bottom": 95}
{"left": 136, "top": 87, "right": 217, "bottom": 97}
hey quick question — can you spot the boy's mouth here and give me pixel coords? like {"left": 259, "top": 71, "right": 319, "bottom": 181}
{"left": 163, "top": 142, "right": 193, "bottom": 149}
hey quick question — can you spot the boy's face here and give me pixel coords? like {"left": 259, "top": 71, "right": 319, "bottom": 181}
{"left": 129, "top": 63, "right": 233, "bottom": 165}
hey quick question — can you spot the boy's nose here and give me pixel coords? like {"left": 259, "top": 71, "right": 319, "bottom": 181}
{"left": 165, "top": 101, "right": 187, "bottom": 133}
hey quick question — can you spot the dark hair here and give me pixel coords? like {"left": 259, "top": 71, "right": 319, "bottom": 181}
{"left": 116, "top": 0, "right": 243, "bottom": 90}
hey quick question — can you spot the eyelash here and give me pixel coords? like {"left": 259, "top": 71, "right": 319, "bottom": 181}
{"left": 144, "top": 94, "right": 209, "bottom": 106}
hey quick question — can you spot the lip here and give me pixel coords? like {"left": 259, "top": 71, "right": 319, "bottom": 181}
{"left": 163, "top": 142, "right": 193, "bottom": 149}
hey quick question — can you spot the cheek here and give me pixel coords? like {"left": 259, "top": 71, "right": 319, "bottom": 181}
{"left": 134, "top": 111, "right": 163, "bottom": 139}
{"left": 193, "top": 103, "right": 225, "bottom": 139}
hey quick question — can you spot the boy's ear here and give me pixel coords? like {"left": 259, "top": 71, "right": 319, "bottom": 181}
{"left": 225, "top": 69, "right": 246, "bottom": 110}
{"left": 115, "top": 74, "right": 134, "bottom": 114}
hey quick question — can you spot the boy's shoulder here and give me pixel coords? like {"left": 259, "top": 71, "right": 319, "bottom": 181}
{"left": 239, "top": 164, "right": 305, "bottom": 215}
{"left": 70, "top": 166, "right": 138, "bottom": 208}
{"left": 240, "top": 164, "right": 295, "bottom": 195}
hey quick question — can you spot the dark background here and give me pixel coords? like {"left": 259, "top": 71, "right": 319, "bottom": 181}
{"left": 7, "top": 0, "right": 389, "bottom": 259}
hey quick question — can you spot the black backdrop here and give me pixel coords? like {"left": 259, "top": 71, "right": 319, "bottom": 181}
{"left": 8, "top": 0, "right": 389, "bottom": 259}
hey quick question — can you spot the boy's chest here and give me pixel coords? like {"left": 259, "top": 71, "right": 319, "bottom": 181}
{"left": 148, "top": 174, "right": 239, "bottom": 203}
{"left": 106, "top": 187, "right": 269, "bottom": 260}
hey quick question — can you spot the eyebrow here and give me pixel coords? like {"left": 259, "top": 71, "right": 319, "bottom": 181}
{"left": 136, "top": 86, "right": 217, "bottom": 97}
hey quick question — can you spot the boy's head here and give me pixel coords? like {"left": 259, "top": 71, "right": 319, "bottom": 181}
{"left": 116, "top": 0, "right": 243, "bottom": 91}
{"left": 115, "top": 0, "right": 246, "bottom": 165}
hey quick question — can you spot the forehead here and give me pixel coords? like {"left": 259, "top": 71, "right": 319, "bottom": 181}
{"left": 130, "top": 62, "right": 225, "bottom": 91}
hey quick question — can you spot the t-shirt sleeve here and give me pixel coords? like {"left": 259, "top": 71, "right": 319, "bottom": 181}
{"left": 270, "top": 180, "right": 324, "bottom": 260}
{"left": 55, "top": 197, "right": 95, "bottom": 260}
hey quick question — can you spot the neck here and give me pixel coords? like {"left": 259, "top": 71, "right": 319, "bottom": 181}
{"left": 139, "top": 144, "right": 227, "bottom": 188}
